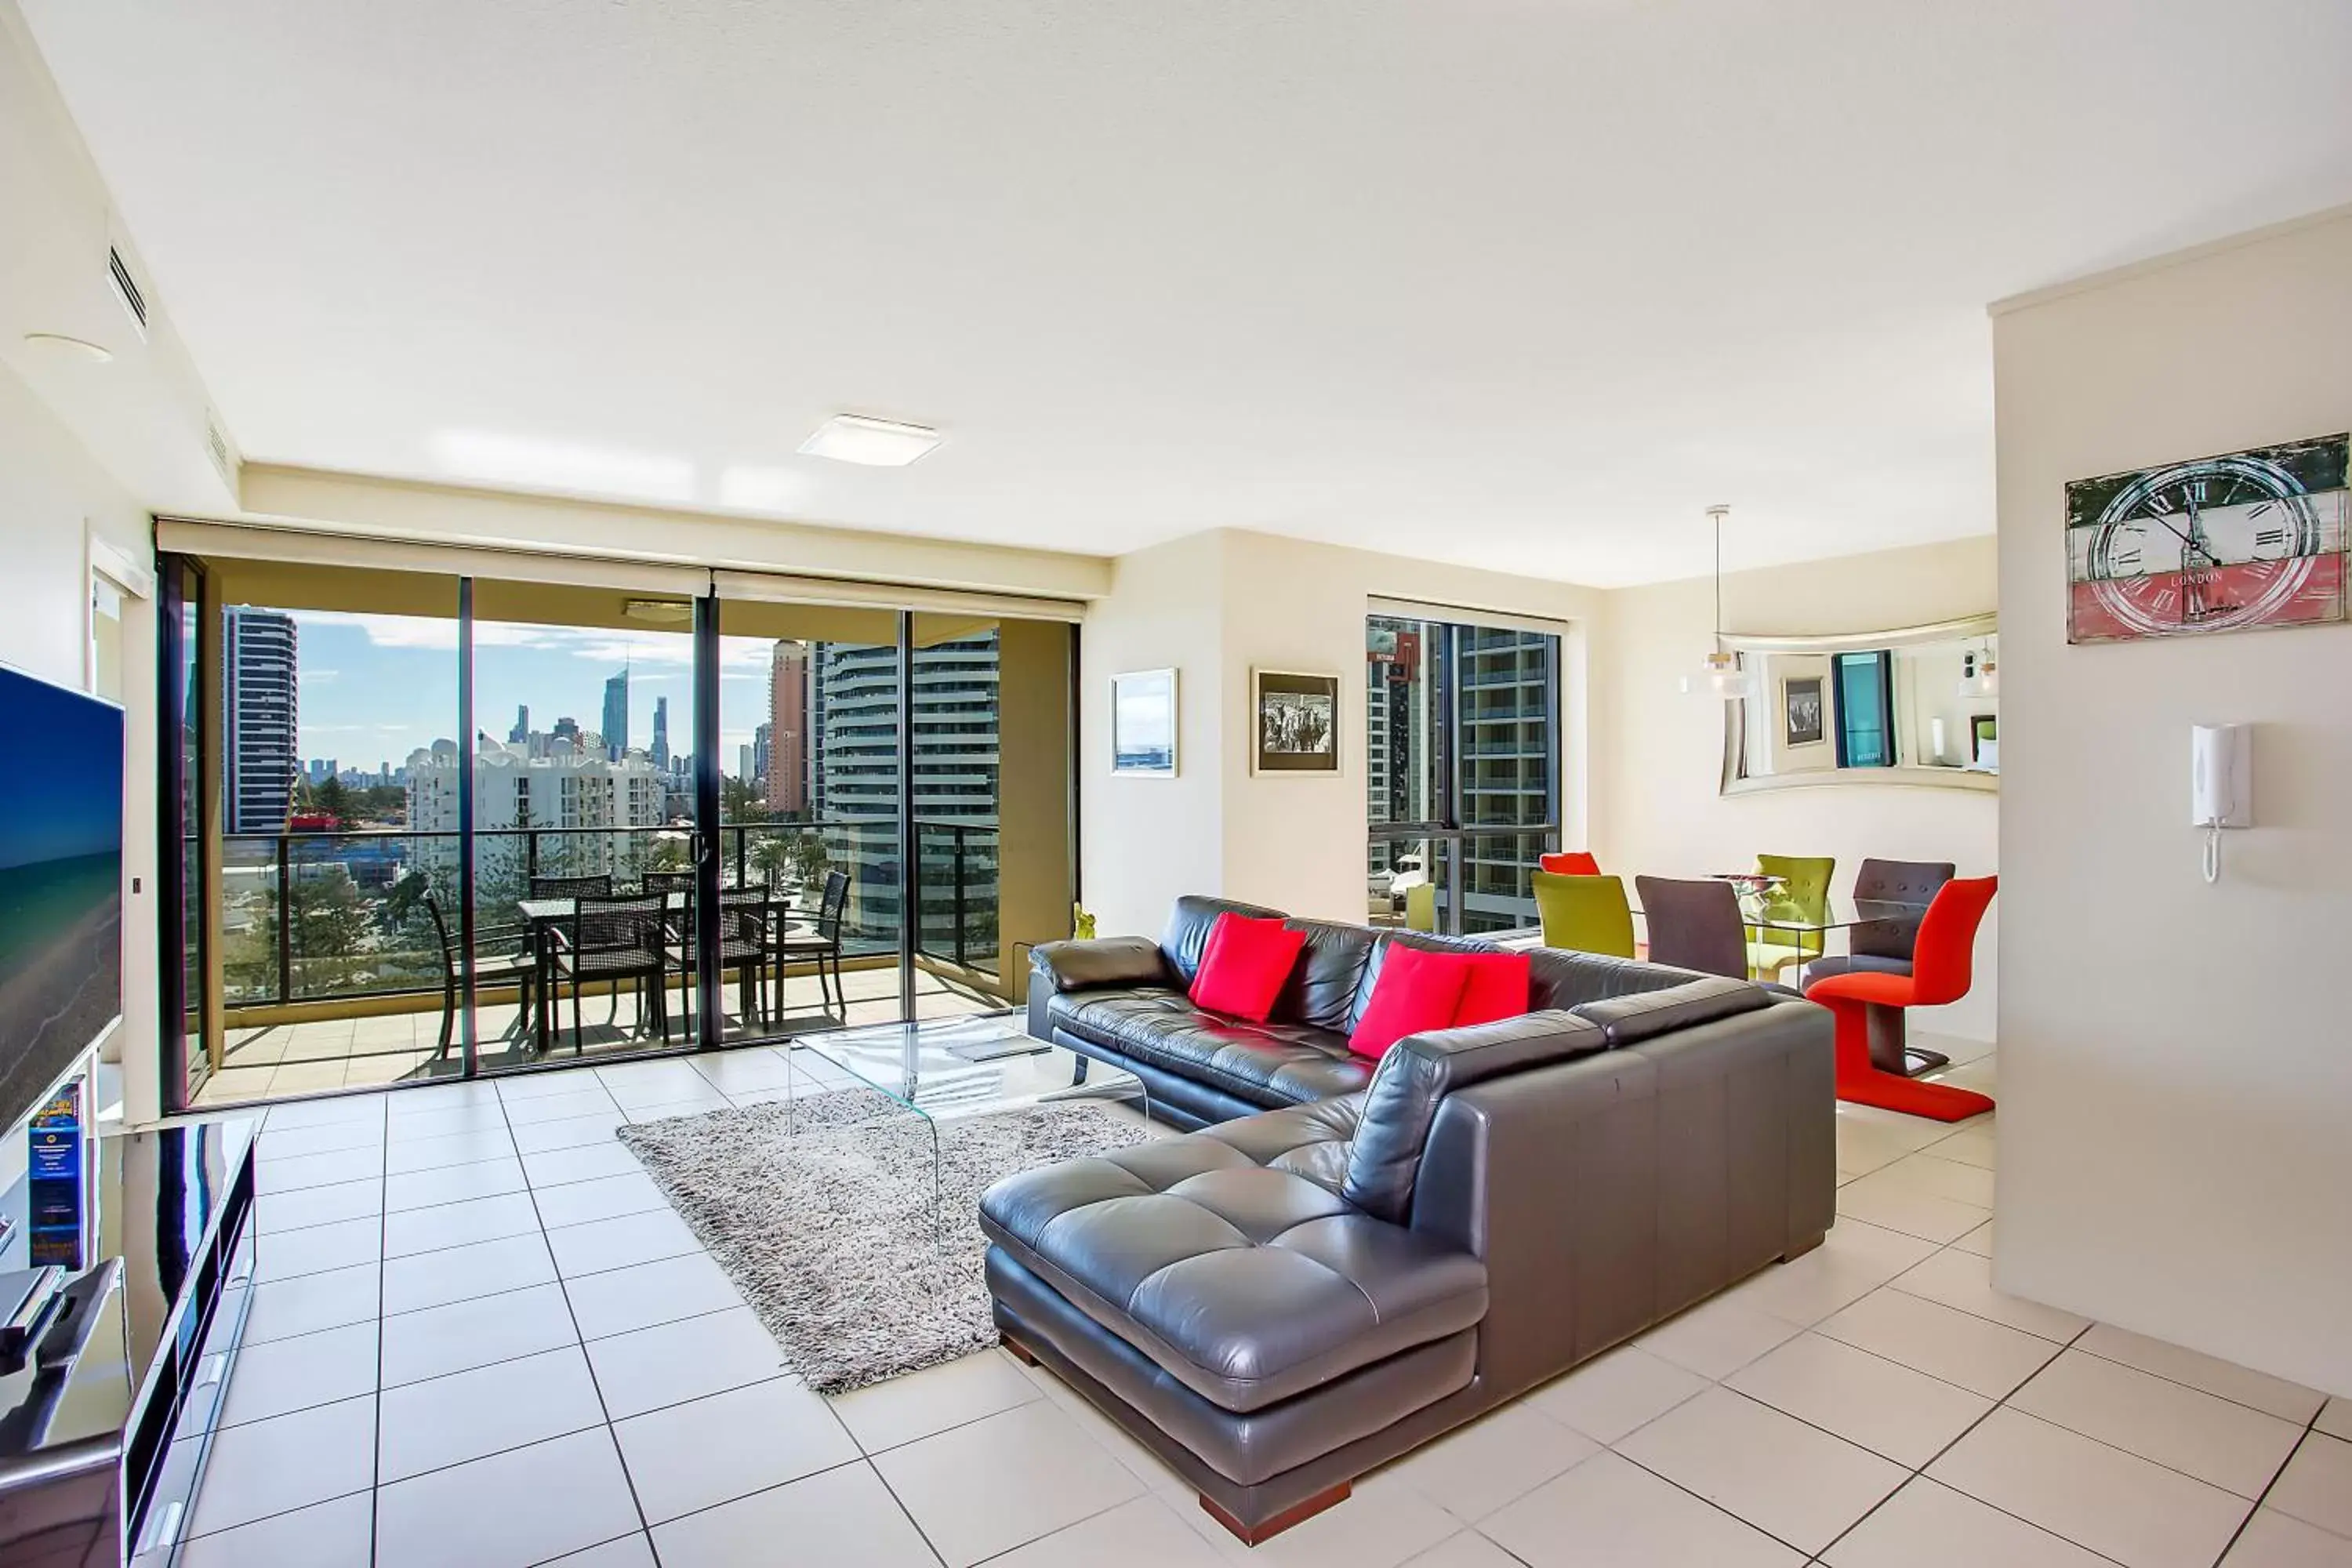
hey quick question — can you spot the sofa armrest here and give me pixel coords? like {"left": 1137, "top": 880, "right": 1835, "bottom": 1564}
{"left": 1407, "top": 996, "right": 1833, "bottom": 1395}
{"left": 1341, "top": 1010, "right": 1606, "bottom": 1225}
{"left": 1026, "top": 938, "right": 1176, "bottom": 1040}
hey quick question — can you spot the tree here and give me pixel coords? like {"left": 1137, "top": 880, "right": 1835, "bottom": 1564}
{"left": 314, "top": 776, "right": 355, "bottom": 829}
{"left": 787, "top": 833, "right": 832, "bottom": 891}
{"left": 720, "top": 777, "right": 779, "bottom": 823}
{"left": 223, "top": 866, "right": 376, "bottom": 998}
{"left": 750, "top": 833, "right": 796, "bottom": 888}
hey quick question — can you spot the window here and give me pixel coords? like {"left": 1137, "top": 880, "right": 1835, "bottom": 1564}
{"left": 1367, "top": 612, "right": 1563, "bottom": 935}
{"left": 1833, "top": 650, "right": 1895, "bottom": 768}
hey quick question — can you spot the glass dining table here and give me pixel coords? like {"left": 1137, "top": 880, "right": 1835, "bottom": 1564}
{"left": 1493, "top": 891, "right": 1929, "bottom": 958}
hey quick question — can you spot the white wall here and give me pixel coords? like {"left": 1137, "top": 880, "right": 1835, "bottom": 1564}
{"left": 1991, "top": 205, "right": 2352, "bottom": 1396}
{"left": 1078, "top": 531, "right": 1229, "bottom": 940}
{"left": 1597, "top": 536, "right": 2000, "bottom": 1038}
{"left": 0, "top": 358, "right": 159, "bottom": 1123}
{"left": 1080, "top": 528, "right": 1603, "bottom": 939}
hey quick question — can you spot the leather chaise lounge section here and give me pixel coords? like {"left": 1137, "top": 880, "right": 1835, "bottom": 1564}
{"left": 985, "top": 896, "right": 1836, "bottom": 1542}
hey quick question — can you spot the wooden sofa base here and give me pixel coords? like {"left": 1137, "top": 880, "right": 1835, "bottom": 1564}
{"left": 1199, "top": 1483, "right": 1352, "bottom": 1545}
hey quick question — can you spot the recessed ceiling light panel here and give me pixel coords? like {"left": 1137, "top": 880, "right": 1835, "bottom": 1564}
{"left": 797, "top": 414, "right": 941, "bottom": 467}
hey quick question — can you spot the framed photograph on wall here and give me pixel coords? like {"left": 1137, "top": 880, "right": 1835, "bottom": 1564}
{"left": 1252, "top": 669, "right": 1340, "bottom": 775}
{"left": 1110, "top": 668, "right": 1178, "bottom": 776}
{"left": 1782, "top": 675, "right": 1826, "bottom": 748}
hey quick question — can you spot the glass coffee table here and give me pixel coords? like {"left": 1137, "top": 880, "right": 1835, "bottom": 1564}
{"left": 779, "top": 1012, "right": 1146, "bottom": 1240}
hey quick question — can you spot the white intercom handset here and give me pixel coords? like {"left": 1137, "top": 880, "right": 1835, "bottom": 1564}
{"left": 2190, "top": 724, "right": 2252, "bottom": 884}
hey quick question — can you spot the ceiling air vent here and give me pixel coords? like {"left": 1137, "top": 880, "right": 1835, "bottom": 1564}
{"left": 107, "top": 245, "right": 150, "bottom": 340}
{"left": 205, "top": 414, "right": 234, "bottom": 488}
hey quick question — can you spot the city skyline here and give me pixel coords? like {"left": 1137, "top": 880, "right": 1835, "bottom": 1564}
{"left": 274, "top": 609, "right": 775, "bottom": 776}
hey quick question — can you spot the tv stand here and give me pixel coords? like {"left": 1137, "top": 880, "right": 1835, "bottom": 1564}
{"left": 0, "top": 1119, "right": 257, "bottom": 1566}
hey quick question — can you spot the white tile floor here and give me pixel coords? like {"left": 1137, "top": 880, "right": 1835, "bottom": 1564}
{"left": 187, "top": 1034, "right": 2352, "bottom": 1567}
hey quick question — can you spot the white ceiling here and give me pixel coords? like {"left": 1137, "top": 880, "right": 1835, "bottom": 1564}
{"left": 22, "top": 1, "right": 2352, "bottom": 586}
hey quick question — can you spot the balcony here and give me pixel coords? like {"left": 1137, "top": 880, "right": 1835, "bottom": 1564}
{"left": 189, "top": 818, "right": 1008, "bottom": 1108}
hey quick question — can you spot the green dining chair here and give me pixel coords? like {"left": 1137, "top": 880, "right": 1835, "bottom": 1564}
{"left": 1532, "top": 870, "right": 1636, "bottom": 959}
{"left": 1748, "top": 853, "right": 1834, "bottom": 979}
{"left": 1404, "top": 882, "right": 1437, "bottom": 933}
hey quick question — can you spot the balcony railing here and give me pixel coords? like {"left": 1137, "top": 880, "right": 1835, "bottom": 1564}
{"left": 912, "top": 818, "right": 1000, "bottom": 974}
{"left": 211, "top": 816, "right": 1003, "bottom": 1012}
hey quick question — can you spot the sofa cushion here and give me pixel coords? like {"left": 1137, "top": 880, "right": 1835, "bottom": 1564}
{"left": 1048, "top": 990, "right": 1374, "bottom": 1108}
{"left": 1189, "top": 913, "right": 1308, "bottom": 1022}
{"left": 1343, "top": 1010, "right": 1608, "bottom": 1225}
{"left": 1569, "top": 976, "right": 1773, "bottom": 1048}
{"left": 1160, "top": 895, "right": 1288, "bottom": 985}
{"left": 1348, "top": 942, "right": 1475, "bottom": 1062}
{"left": 978, "top": 1107, "right": 1488, "bottom": 1414}
{"left": 1353, "top": 931, "right": 1621, "bottom": 1032}
{"left": 1525, "top": 946, "right": 1708, "bottom": 1011}
{"left": 1274, "top": 920, "right": 1378, "bottom": 1033}
{"left": 1451, "top": 950, "right": 1532, "bottom": 1028}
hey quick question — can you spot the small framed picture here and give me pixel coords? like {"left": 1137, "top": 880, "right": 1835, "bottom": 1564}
{"left": 1783, "top": 676, "right": 1826, "bottom": 748}
{"left": 1252, "top": 670, "right": 1341, "bottom": 775}
{"left": 1110, "top": 669, "right": 1178, "bottom": 776}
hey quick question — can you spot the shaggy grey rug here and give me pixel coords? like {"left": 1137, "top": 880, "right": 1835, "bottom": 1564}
{"left": 616, "top": 1088, "right": 1147, "bottom": 1395}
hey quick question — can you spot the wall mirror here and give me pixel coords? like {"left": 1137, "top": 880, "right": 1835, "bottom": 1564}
{"left": 1722, "top": 615, "right": 1998, "bottom": 796}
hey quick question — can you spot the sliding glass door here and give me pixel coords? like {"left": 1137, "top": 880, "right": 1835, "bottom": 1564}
{"left": 1367, "top": 611, "right": 1563, "bottom": 936}
{"left": 162, "top": 546, "right": 1079, "bottom": 1111}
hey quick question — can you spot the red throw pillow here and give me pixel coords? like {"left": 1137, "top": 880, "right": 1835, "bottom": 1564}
{"left": 1349, "top": 943, "right": 1475, "bottom": 1061}
{"left": 1189, "top": 913, "right": 1307, "bottom": 1023}
{"left": 1452, "top": 951, "right": 1531, "bottom": 1028}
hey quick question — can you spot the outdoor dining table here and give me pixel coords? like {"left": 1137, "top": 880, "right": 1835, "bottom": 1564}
{"left": 514, "top": 888, "right": 796, "bottom": 1049}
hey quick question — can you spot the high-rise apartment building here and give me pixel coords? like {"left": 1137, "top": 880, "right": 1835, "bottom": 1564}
{"left": 1456, "top": 627, "right": 1553, "bottom": 931}
{"left": 1363, "top": 619, "right": 1552, "bottom": 932}
{"left": 810, "top": 633, "right": 1000, "bottom": 940}
{"left": 406, "top": 735, "right": 666, "bottom": 888}
{"left": 651, "top": 696, "right": 670, "bottom": 771}
{"left": 764, "top": 640, "right": 808, "bottom": 813}
{"left": 551, "top": 716, "right": 580, "bottom": 749}
{"left": 601, "top": 670, "right": 630, "bottom": 761}
{"left": 509, "top": 705, "right": 529, "bottom": 745}
{"left": 750, "top": 723, "right": 771, "bottom": 794}
{"left": 223, "top": 605, "right": 299, "bottom": 833}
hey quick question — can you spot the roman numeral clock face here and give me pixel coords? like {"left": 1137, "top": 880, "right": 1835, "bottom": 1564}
{"left": 2065, "top": 435, "right": 2350, "bottom": 644}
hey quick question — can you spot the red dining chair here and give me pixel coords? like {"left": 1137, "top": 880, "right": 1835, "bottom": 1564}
{"left": 1538, "top": 851, "right": 1601, "bottom": 877}
{"left": 1804, "top": 876, "right": 1997, "bottom": 1122}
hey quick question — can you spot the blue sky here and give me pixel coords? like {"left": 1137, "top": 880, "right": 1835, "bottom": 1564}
{"left": 289, "top": 611, "right": 776, "bottom": 775}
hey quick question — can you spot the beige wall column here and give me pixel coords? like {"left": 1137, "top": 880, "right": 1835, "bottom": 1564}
{"left": 993, "top": 619, "right": 1076, "bottom": 1002}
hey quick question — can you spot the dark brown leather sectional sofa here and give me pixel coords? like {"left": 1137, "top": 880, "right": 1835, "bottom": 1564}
{"left": 982, "top": 896, "right": 1835, "bottom": 1543}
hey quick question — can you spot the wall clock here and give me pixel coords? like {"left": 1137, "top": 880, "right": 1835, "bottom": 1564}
{"left": 2063, "top": 434, "right": 2348, "bottom": 644}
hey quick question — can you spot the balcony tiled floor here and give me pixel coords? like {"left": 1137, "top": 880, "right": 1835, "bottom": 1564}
{"left": 187, "top": 1032, "right": 2352, "bottom": 1567}
{"left": 194, "top": 966, "right": 1000, "bottom": 1107}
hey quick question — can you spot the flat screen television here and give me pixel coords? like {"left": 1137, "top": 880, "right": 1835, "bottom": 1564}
{"left": 0, "top": 662, "right": 122, "bottom": 1137}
